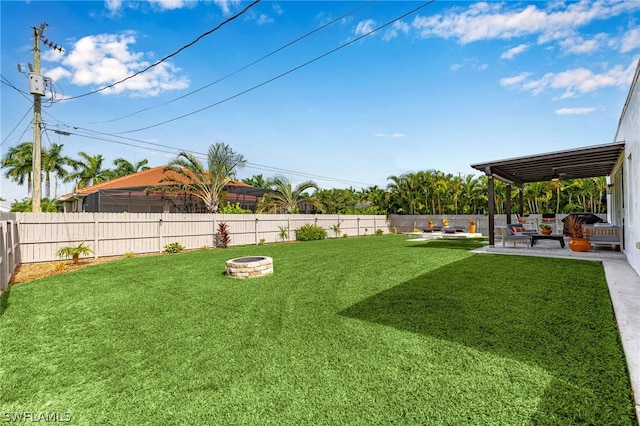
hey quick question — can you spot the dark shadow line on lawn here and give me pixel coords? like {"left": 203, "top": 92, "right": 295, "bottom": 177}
{"left": 338, "top": 254, "right": 636, "bottom": 424}
{"left": 0, "top": 286, "right": 10, "bottom": 318}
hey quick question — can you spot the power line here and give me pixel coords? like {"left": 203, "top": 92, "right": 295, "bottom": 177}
{"left": 89, "top": 1, "right": 377, "bottom": 124}
{"left": 114, "top": 0, "right": 436, "bottom": 135}
{"left": 49, "top": 124, "right": 376, "bottom": 188}
{"left": 1, "top": 105, "right": 33, "bottom": 146}
{"left": 62, "top": 0, "right": 262, "bottom": 101}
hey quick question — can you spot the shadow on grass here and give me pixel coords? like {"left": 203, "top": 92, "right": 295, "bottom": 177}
{"left": 339, "top": 254, "right": 636, "bottom": 424}
{"left": 0, "top": 286, "right": 10, "bottom": 318}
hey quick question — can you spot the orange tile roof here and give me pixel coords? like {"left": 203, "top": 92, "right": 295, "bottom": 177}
{"left": 59, "top": 166, "right": 253, "bottom": 199}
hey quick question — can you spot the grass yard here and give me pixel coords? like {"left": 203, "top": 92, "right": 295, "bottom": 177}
{"left": 0, "top": 235, "right": 635, "bottom": 425}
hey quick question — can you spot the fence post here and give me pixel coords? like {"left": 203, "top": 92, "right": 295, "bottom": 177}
{"left": 158, "top": 218, "right": 163, "bottom": 253}
{"left": 93, "top": 214, "right": 99, "bottom": 258}
{"left": 1, "top": 222, "right": 6, "bottom": 292}
{"left": 255, "top": 217, "right": 259, "bottom": 245}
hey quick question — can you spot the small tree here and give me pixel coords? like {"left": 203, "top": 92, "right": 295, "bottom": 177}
{"left": 56, "top": 242, "right": 93, "bottom": 264}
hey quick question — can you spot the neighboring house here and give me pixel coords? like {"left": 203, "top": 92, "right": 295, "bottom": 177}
{"left": 58, "top": 166, "right": 267, "bottom": 213}
{"left": 612, "top": 59, "right": 640, "bottom": 275}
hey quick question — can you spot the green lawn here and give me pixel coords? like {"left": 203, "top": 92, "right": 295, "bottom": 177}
{"left": 0, "top": 235, "right": 635, "bottom": 425}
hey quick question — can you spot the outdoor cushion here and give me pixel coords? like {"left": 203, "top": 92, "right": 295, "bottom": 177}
{"left": 510, "top": 225, "right": 527, "bottom": 235}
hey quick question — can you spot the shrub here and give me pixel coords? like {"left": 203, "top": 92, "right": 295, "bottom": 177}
{"left": 342, "top": 233, "right": 348, "bottom": 238}
{"left": 375, "top": 228, "right": 384, "bottom": 236}
{"left": 259, "top": 238, "right": 266, "bottom": 245}
{"left": 330, "top": 222, "right": 342, "bottom": 238}
{"left": 51, "top": 262, "right": 68, "bottom": 272}
{"left": 200, "top": 246, "right": 209, "bottom": 251}
{"left": 218, "top": 222, "right": 231, "bottom": 248}
{"left": 123, "top": 251, "right": 135, "bottom": 258}
{"left": 164, "top": 242, "right": 185, "bottom": 253}
{"left": 295, "top": 224, "right": 327, "bottom": 241}
{"left": 391, "top": 226, "right": 398, "bottom": 235}
{"left": 278, "top": 225, "right": 289, "bottom": 242}
{"left": 219, "top": 202, "right": 251, "bottom": 214}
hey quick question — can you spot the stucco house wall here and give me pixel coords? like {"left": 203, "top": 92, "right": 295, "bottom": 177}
{"left": 614, "top": 59, "right": 640, "bottom": 276}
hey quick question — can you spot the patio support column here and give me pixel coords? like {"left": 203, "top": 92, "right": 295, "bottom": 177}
{"left": 519, "top": 188, "right": 525, "bottom": 217}
{"left": 505, "top": 184, "right": 512, "bottom": 224}
{"left": 488, "top": 175, "right": 495, "bottom": 246}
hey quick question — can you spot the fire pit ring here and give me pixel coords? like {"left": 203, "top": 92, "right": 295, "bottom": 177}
{"left": 226, "top": 256, "right": 273, "bottom": 279}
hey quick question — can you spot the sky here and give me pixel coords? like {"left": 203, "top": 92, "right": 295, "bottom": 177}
{"left": 1, "top": 0, "right": 639, "bottom": 203}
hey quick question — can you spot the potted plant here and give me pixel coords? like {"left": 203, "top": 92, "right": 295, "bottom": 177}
{"left": 468, "top": 217, "right": 477, "bottom": 233}
{"left": 442, "top": 217, "right": 449, "bottom": 227}
{"left": 56, "top": 241, "right": 93, "bottom": 264}
{"left": 565, "top": 214, "right": 591, "bottom": 252}
{"left": 539, "top": 224, "right": 553, "bottom": 235}
{"left": 427, "top": 218, "right": 434, "bottom": 228}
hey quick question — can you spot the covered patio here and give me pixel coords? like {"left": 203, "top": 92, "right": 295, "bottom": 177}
{"left": 470, "top": 141, "right": 625, "bottom": 247}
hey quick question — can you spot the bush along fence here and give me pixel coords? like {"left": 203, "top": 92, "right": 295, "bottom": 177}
{"left": 0, "top": 212, "right": 389, "bottom": 266}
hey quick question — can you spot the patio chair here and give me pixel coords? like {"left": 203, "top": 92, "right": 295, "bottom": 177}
{"left": 495, "top": 225, "right": 535, "bottom": 247}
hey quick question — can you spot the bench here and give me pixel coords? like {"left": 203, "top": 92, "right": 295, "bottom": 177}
{"left": 583, "top": 225, "right": 623, "bottom": 250}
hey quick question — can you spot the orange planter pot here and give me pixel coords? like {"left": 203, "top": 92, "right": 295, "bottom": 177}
{"left": 469, "top": 224, "right": 476, "bottom": 233}
{"left": 569, "top": 238, "right": 591, "bottom": 252}
{"left": 541, "top": 228, "right": 552, "bottom": 235}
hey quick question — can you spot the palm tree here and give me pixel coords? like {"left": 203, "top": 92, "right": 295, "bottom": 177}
{"left": 111, "top": 158, "right": 150, "bottom": 178}
{"left": 1, "top": 142, "right": 34, "bottom": 197}
{"left": 163, "top": 142, "right": 246, "bottom": 213}
{"left": 66, "top": 152, "right": 109, "bottom": 190}
{"left": 257, "top": 176, "right": 319, "bottom": 213}
{"left": 242, "top": 174, "right": 272, "bottom": 189}
{"left": 41, "top": 143, "right": 71, "bottom": 198}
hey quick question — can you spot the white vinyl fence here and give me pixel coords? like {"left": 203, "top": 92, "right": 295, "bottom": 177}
{"left": 0, "top": 214, "right": 19, "bottom": 291}
{"left": 4, "top": 213, "right": 389, "bottom": 265}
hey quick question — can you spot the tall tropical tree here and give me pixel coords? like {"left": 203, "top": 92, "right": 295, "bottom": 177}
{"left": 66, "top": 152, "right": 109, "bottom": 190}
{"left": 111, "top": 158, "right": 150, "bottom": 179}
{"left": 163, "top": 142, "right": 246, "bottom": 213}
{"left": 1, "top": 142, "right": 34, "bottom": 197}
{"left": 257, "top": 176, "right": 319, "bottom": 213}
{"left": 242, "top": 174, "right": 272, "bottom": 189}
{"left": 41, "top": 143, "right": 71, "bottom": 198}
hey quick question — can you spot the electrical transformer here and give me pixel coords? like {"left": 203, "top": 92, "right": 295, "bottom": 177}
{"left": 29, "top": 73, "right": 46, "bottom": 96}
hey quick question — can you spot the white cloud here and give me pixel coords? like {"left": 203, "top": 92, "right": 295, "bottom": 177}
{"left": 46, "top": 32, "right": 189, "bottom": 97}
{"left": 256, "top": 14, "right": 274, "bottom": 25}
{"left": 391, "top": 133, "right": 406, "bottom": 138}
{"left": 501, "top": 44, "right": 529, "bottom": 60}
{"left": 354, "top": 19, "right": 376, "bottom": 37}
{"left": 506, "top": 58, "right": 638, "bottom": 96}
{"left": 383, "top": 20, "right": 410, "bottom": 42}
{"left": 105, "top": 0, "right": 122, "bottom": 13}
{"left": 148, "top": 0, "right": 194, "bottom": 10}
{"left": 213, "top": 0, "right": 240, "bottom": 15}
{"left": 559, "top": 33, "right": 607, "bottom": 54}
{"left": 499, "top": 72, "right": 532, "bottom": 87}
{"left": 555, "top": 107, "right": 597, "bottom": 115}
{"left": 411, "top": 0, "right": 640, "bottom": 48}
{"left": 620, "top": 27, "right": 640, "bottom": 53}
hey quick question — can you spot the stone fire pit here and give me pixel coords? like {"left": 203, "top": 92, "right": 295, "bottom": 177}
{"left": 226, "top": 256, "right": 273, "bottom": 279}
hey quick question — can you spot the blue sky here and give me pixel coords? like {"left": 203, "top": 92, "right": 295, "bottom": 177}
{"left": 1, "top": 0, "right": 639, "bottom": 202}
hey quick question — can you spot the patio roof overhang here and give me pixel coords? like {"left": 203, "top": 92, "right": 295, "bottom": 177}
{"left": 470, "top": 141, "right": 625, "bottom": 185}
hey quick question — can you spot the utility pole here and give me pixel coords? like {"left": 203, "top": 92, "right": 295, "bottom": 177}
{"left": 28, "top": 23, "right": 62, "bottom": 212}
{"left": 31, "top": 24, "right": 44, "bottom": 213}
